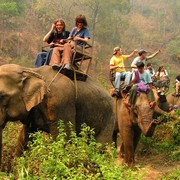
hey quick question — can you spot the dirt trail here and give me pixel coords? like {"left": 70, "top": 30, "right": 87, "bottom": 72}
{"left": 137, "top": 154, "right": 180, "bottom": 180}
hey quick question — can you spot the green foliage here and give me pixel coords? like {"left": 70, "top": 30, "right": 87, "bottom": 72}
{"left": 138, "top": 119, "right": 180, "bottom": 161}
{"left": 0, "top": 2, "right": 19, "bottom": 16}
{"left": 175, "top": 109, "right": 180, "bottom": 116}
{"left": 161, "top": 169, "right": 180, "bottom": 180}
{"left": 166, "top": 36, "right": 180, "bottom": 59}
{"left": 2, "top": 122, "right": 22, "bottom": 173}
{"left": 13, "top": 122, "right": 143, "bottom": 179}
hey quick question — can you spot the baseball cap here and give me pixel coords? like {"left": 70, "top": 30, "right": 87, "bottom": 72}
{"left": 113, "top": 47, "right": 120, "bottom": 55}
{"left": 138, "top": 49, "right": 147, "bottom": 56}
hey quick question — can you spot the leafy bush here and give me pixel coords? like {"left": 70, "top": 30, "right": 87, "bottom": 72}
{"left": 161, "top": 169, "right": 180, "bottom": 180}
{"left": 175, "top": 109, "right": 180, "bottom": 116}
{"left": 13, "top": 121, "right": 144, "bottom": 179}
{"left": 138, "top": 115, "right": 180, "bottom": 161}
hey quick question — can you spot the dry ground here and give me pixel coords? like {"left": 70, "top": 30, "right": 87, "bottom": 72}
{"left": 137, "top": 154, "right": 180, "bottom": 180}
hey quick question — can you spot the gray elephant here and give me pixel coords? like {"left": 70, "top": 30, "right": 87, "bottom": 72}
{"left": 0, "top": 64, "right": 115, "bottom": 165}
{"left": 113, "top": 91, "right": 176, "bottom": 166}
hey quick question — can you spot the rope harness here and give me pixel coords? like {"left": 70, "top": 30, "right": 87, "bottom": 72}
{"left": 48, "top": 65, "right": 64, "bottom": 88}
{"left": 47, "top": 66, "right": 78, "bottom": 100}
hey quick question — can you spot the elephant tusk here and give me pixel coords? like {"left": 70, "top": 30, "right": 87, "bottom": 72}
{"left": 153, "top": 119, "right": 161, "bottom": 125}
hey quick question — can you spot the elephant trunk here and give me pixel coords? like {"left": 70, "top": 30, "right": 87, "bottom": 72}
{"left": 154, "top": 104, "right": 180, "bottom": 122}
{"left": 138, "top": 117, "right": 157, "bottom": 137}
{"left": 154, "top": 105, "right": 167, "bottom": 115}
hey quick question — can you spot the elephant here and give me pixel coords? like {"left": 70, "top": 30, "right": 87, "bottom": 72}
{"left": 167, "top": 93, "right": 180, "bottom": 108}
{"left": 113, "top": 91, "right": 176, "bottom": 166}
{"left": 0, "top": 64, "right": 115, "bottom": 166}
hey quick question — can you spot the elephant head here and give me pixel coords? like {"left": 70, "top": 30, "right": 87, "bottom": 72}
{"left": 0, "top": 64, "right": 47, "bottom": 166}
{"left": 130, "top": 93, "right": 157, "bottom": 137}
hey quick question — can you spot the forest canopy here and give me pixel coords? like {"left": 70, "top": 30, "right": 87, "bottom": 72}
{"left": 0, "top": 0, "right": 179, "bottom": 79}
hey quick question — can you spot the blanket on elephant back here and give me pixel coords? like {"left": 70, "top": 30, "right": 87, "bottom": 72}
{"left": 135, "top": 70, "right": 150, "bottom": 94}
{"left": 136, "top": 82, "right": 150, "bottom": 94}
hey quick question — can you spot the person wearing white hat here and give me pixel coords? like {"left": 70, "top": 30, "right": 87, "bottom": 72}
{"left": 110, "top": 47, "right": 138, "bottom": 97}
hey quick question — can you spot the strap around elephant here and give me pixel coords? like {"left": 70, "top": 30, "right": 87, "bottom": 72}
{"left": 48, "top": 65, "right": 64, "bottom": 88}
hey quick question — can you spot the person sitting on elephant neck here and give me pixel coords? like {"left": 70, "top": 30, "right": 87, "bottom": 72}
{"left": 50, "top": 14, "right": 90, "bottom": 71}
{"left": 34, "top": 18, "right": 69, "bottom": 68}
{"left": 131, "top": 49, "right": 161, "bottom": 69}
{"left": 127, "top": 62, "right": 156, "bottom": 108}
{"left": 110, "top": 47, "right": 138, "bottom": 97}
{"left": 173, "top": 75, "right": 180, "bottom": 96}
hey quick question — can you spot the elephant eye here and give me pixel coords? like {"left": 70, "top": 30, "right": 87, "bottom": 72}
{"left": 0, "top": 95, "right": 3, "bottom": 99}
{"left": 133, "top": 106, "right": 138, "bottom": 114}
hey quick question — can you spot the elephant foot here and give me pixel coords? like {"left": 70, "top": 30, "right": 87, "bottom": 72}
{"left": 118, "top": 157, "right": 135, "bottom": 168}
{"left": 119, "top": 151, "right": 125, "bottom": 159}
{"left": 118, "top": 156, "right": 125, "bottom": 165}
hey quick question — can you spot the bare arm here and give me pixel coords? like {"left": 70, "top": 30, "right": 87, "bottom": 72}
{"left": 124, "top": 49, "right": 138, "bottom": 59}
{"left": 73, "top": 36, "right": 89, "bottom": 43}
{"left": 131, "top": 64, "right": 137, "bottom": 68}
{"left": 131, "top": 72, "right": 136, "bottom": 83}
{"left": 147, "top": 49, "right": 161, "bottom": 60}
{"left": 43, "top": 24, "right": 55, "bottom": 42}
{"left": 149, "top": 83, "right": 153, "bottom": 89}
{"left": 110, "top": 64, "right": 123, "bottom": 70}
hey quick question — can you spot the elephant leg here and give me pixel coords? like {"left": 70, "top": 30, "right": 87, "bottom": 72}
{"left": 48, "top": 121, "right": 59, "bottom": 140}
{"left": 133, "top": 125, "right": 141, "bottom": 152}
{"left": 119, "top": 142, "right": 125, "bottom": 158}
{"left": 112, "top": 129, "right": 118, "bottom": 148}
{"left": 48, "top": 109, "right": 76, "bottom": 140}
{"left": 14, "top": 125, "right": 30, "bottom": 157}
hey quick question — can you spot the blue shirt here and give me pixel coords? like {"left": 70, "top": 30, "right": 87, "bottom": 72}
{"left": 69, "top": 27, "right": 90, "bottom": 46}
{"left": 132, "top": 70, "right": 152, "bottom": 85}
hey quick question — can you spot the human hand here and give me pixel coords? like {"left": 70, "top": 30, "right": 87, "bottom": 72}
{"left": 51, "top": 24, "right": 56, "bottom": 31}
{"left": 117, "top": 66, "right": 123, "bottom": 68}
{"left": 73, "top": 36, "right": 80, "bottom": 41}
{"left": 134, "top": 49, "right": 138, "bottom": 53}
{"left": 157, "top": 49, "right": 161, "bottom": 53}
{"left": 60, "top": 39, "right": 68, "bottom": 44}
{"left": 50, "top": 42, "right": 55, "bottom": 47}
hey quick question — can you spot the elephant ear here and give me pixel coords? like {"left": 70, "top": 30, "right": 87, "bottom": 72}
{"left": 21, "top": 70, "right": 47, "bottom": 111}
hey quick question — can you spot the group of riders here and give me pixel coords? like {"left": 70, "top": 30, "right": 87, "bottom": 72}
{"left": 109, "top": 47, "right": 180, "bottom": 108}
{"left": 33, "top": 14, "right": 180, "bottom": 108}
{"left": 34, "top": 14, "right": 90, "bottom": 71}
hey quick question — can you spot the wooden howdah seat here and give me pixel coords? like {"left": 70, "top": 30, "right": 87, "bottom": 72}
{"left": 63, "top": 42, "right": 93, "bottom": 81}
{"left": 41, "top": 42, "right": 93, "bottom": 81}
{"left": 152, "top": 76, "right": 170, "bottom": 94}
{"left": 109, "top": 68, "right": 125, "bottom": 88}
